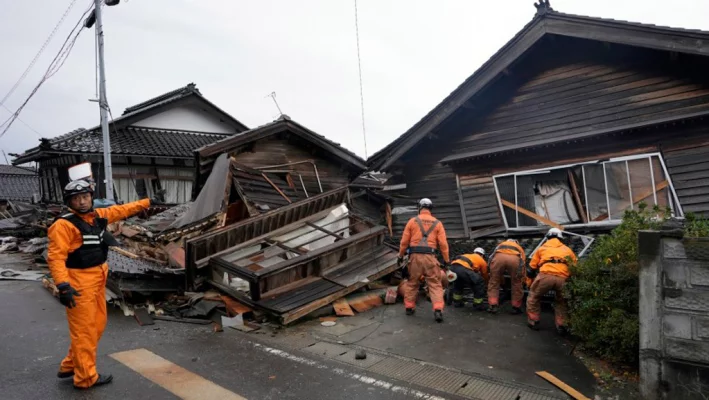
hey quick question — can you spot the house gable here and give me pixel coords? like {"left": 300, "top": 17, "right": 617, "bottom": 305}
{"left": 133, "top": 104, "right": 236, "bottom": 134}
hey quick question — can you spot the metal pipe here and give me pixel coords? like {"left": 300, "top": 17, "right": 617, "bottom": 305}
{"left": 312, "top": 163, "right": 323, "bottom": 193}
{"left": 514, "top": 175, "right": 519, "bottom": 228}
{"left": 603, "top": 163, "right": 611, "bottom": 221}
{"left": 298, "top": 174, "right": 309, "bottom": 198}
{"left": 625, "top": 160, "right": 633, "bottom": 210}
{"left": 492, "top": 177, "right": 509, "bottom": 229}
{"left": 649, "top": 157, "right": 658, "bottom": 206}
{"left": 657, "top": 155, "right": 683, "bottom": 217}
{"left": 582, "top": 166, "right": 590, "bottom": 223}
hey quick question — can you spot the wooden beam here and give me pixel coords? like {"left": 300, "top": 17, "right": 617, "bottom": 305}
{"left": 593, "top": 180, "right": 669, "bottom": 221}
{"left": 305, "top": 221, "right": 346, "bottom": 240}
{"left": 567, "top": 170, "right": 588, "bottom": 223}
{"left": 500, "top": 199, "right": 564, "bottom": 230}
{"left": 535, "top": 371, "right": 591, "bottom": 400}
{"left": 261, "top": 173, "right": 292, "bottom": 204}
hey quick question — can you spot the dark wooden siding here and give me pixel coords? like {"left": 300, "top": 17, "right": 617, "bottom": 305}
{"left": 664, "top": 144, "right": 709, "bottom": 216}
{"left": 458, "top": 175, "right": 502, "bottom": 230}
{"left": 232, "top": 137, "right": 350, "bottom": 197}
{"left": 450, "top": 59, "right": 709, "bottom": 157}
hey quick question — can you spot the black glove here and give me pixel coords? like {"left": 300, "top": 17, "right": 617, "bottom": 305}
{"left": 150, "top": 189, "right": 167, "bottom": 205}
{"left": 397, "top": 256, "right": 404, "bottom": 266}
{"left": 526, "top": 265, "right": 537, "bottom": 278}
{"left": 57, "top": 282, "right": 81, "bottom": 309}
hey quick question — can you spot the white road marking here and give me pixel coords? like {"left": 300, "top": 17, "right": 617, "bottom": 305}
{"left": 254, "top": 343, "right": 448, "bottom": 400}
{"left": 111, "top": 348, "right": 247, "bottom": 400}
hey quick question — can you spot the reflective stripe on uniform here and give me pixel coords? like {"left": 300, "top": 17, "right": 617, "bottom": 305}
{"left": 82, "top": 241, "right": 101, "bottom": 245}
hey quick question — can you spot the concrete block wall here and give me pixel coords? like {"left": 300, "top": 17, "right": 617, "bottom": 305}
{"left": 639, "top": 231, "right": 709, "bottom": 399}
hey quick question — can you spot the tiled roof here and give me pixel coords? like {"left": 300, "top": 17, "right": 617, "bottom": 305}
{"left": 0, "top": 174, "right": 39, "bottom": 201}
{"left": 32, "top": 126, "right": 229, "bottom": 158}
{"left": 0, "top": 164, "right": 36, "bottom": 176}
{"left": 122, "top": 83, "right": 199, "bottom": 115}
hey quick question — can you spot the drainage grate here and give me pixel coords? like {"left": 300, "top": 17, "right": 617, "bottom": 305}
{"left": 411, "top": 366, "right": 470, "bottom": 394}
{"left": 367, "top": 357, "right": 427, "bottom": 381}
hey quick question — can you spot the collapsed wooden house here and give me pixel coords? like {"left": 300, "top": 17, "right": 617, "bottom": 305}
{"left": 185, "top": 187, "right": 399, "bottom": 324}
{"left": 368, "top": 2, "right": 709, "bottom": 242}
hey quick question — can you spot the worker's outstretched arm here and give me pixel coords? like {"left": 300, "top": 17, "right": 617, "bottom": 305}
{"left": 47, "top": 221, "right": 74, "bottom": 285}
{"left": 437, "top": 225, "right": 450, "bottom": 264}
{"left": 96, "top": 198, "right": 151, "bottom": 224}
{"left": 398, "top": 219, "right": 413, "bottom": 258}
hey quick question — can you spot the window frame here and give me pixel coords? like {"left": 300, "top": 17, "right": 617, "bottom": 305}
{"left": 492, "top": 152, "right": 683, "bottom": 231}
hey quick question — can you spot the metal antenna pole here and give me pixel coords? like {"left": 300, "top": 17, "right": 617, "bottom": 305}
{"left": 94, "top": 0, "right": 114, "bottom": 200}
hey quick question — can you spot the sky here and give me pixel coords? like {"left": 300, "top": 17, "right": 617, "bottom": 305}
{"left": 1, "top": 0, "right": 709, "bottom": 163}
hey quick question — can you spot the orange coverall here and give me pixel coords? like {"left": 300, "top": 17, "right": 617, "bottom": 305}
{"left": 450, "top": 253, "right": 488, "bottom": 305}
{"left": 398, "top": 209, "right": 449, "bottom": 311}
{"left": 487, "top": 240, "right": 526, "bottom": 308}
{"left": 525, "top": 238, "right": 577, "bottom": 328}
{"left": 47, "top": 199, "right": 150, "bottom": 388}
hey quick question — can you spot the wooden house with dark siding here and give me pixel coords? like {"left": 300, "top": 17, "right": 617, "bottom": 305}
{"left": 368, "top": 2, "right": 709, "bottom": 240}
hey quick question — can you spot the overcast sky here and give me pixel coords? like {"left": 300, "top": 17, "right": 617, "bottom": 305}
{"left": 1, "top": 0, "right": 708, "bottom": 162}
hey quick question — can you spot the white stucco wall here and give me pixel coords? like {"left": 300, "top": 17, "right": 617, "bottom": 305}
{"left": 134, "top": 105, "right": 235, "bottom": 133}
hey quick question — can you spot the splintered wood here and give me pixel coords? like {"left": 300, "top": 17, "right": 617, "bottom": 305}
{"left": 333, "top": 298, "right": 355, "bottom": 316}
{"left": 346, "top": 293, "right": 383, "bottom": 313}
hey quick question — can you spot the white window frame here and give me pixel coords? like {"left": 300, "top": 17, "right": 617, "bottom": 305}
{"left": 492, "top": 152, "right": 683, "bottom": 231}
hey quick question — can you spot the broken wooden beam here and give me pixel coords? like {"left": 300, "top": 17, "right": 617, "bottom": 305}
{"left": 261, "top": 173, "right": 292, "bottom": 204}
{"left": 500, "top": 199, "right": 564, "bottom": 230}
{"left": 305, "top": 221, "right": 346, "bottom": 240}
{"left": 535, "top": 371, "right": 591, "bottom": 400}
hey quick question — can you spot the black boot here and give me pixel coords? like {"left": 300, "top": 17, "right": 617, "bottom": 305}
{"left": 527, "top": 320, "right": 540, "bottom": 331}
{"left": 406, "top": 308, "right": 415, "bottom": 316}
{"left": 510, "top": 306, "right": 523, "bottom": 315}
{"left": 57, "top": 370, "right": 74, "bottom": 379}
{"left": 434, "top": 310, "right": 444, "bottom": 323}
{"left": 74, "top": 374, "right": 113, "bottom": 390}
{"left": 453, "top": 301, "right": 464, "bottom": 308}
{"left": 557, "top": 326, "right": 570, "bottom": 336}
{"left": 473, "top": 303, "right": 487, "bottom": 312}
{"left": 487, "top": 304, "right": 498, "bottom": 314}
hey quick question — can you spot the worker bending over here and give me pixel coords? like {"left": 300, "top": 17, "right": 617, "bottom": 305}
{"left": 48, "top": 180, "right": 160, "bottom": 389}
{"left": 487, "top": 239, "right": 526, "bottom": 314}
{"left": 449, "top": 248, "right": 488, "bottom": 310}
{"left": 398, "top": 198, "right": 450, "bottom": 323}
{"left": 526, "top": 228, "right": 577, "bottom": 335}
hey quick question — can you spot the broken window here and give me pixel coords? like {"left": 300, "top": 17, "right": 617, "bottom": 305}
{"left": 493, "top": 153, "right": 682, "bottom": 229}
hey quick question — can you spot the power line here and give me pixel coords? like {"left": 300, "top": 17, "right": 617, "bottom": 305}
{"left": 0, "top": 2, "right": 94, "bottom": 139}
{"left": 353, "top": 0, "right": 368, "bottom": 159}
{"left": 0, "top": 0, "right": 80, "bottom": 107}
{"left": 0, "top": 104, "right": 42, "bottom": 137}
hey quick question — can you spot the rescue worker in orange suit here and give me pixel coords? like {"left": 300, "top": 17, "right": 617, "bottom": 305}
{"left": 526, "top": 228, "right": 577, "bottom": 335}
{"left": 449, "top": 248, "right": 488, "bottom": 310}
{"left": 48, "top": 180, "right": 161, "bottom": 389}
{"left": 487, "top": 239, "right": 526, "bottom": 315}
{"left": 398, "top": 198, "right": 450, "bottom": 323}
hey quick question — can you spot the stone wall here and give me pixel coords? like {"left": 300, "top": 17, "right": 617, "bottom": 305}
{"left": 639, "top": 231, "right": 709, "bottom": 399}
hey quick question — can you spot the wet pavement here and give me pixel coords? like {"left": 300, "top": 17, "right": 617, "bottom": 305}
{"left": 0, "top": 280, "right": 461, "bottom": 400}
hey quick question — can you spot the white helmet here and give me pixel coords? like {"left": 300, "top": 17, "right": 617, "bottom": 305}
{"left": 547, "top": 228, "right": 563, "bottom": 239}
{"left": 418, "top": 198, "right": 433, "bottom": 210}
{"left": 474, "top": 247, "right": 485, "bottom": 256}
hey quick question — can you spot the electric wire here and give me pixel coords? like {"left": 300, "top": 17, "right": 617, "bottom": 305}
{"left": 0, "top": 0, "right": 80, "bottom": 107}
{"left": 353, "top": 0, "right": 368, "bottom": 159}
{"left": 0, "top": 1, "right": 94, "bottom": 138}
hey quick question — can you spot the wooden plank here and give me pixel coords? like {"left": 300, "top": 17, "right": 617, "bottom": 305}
{"left": 280, "top": 255, "right": 400, "bottom": 324}
{"left": 500, "top": 199, "right": 564, "bottom": 230}
{"left": 305, "top": 221, "right": 346, "bottom": 240}
{"left": 333, "top": 298, "right": 355, "bottom": 316}
{"left": 568, "top": 169, "right": 588, "bottom": 223}
{"left": 535, "top": 371, "right": 591, "bottom": 400}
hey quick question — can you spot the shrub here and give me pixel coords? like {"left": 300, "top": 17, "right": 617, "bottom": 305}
{"left": 685, "top": 212, "right": 709, "bottom": 237}
{"left": 566, "top": 203, "right": 668, "bottom": 365}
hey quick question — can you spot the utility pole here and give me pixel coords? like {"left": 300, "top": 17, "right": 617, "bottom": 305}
{"left": 94, "top": 0, "right": 114, "bottom": 201}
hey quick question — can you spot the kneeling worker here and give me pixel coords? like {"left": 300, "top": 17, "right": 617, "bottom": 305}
{"left": 449, "top": 248, "right": 488, "bottom": 310}
{"left": 48, "top": 180, "right": 162, "bottom": 389}
{"left": 526, "top": 228, "right": 577, "bottom": 334}
{"left": 398, "top": 198, "right": 450, "bottom": 323}
{"left": 487, "top": 238, "right": 526, "bottom": 315}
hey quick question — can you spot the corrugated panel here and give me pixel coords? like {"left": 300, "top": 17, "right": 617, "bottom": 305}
{"left": 665, "top": 144, "right": 709, "bottom": 216}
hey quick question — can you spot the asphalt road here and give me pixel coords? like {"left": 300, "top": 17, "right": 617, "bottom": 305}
{"left": 0, "top": 280, "right": 459, "bottom": 400}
